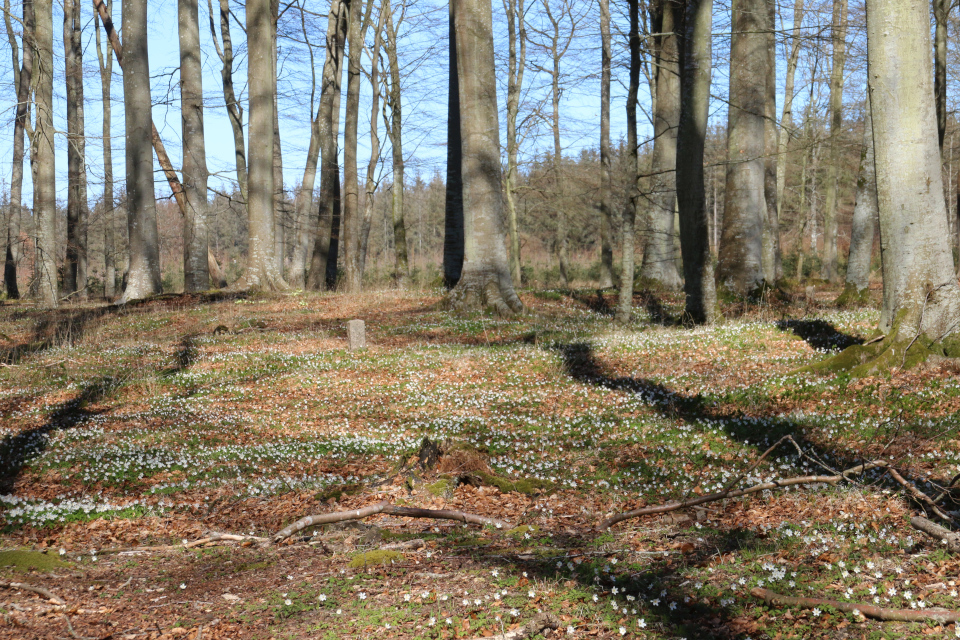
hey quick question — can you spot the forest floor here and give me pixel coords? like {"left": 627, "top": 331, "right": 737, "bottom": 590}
{"left": 1, "top": 284, "right": 959, "bottom": 640}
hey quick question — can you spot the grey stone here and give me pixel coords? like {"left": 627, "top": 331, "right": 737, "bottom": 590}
{"left": 347, "top": 319, "right": 366, "bottom": 351}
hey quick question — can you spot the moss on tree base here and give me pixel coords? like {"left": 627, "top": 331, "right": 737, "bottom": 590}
{"left": 443, "top": 266, "right": 524, "bottom": 317}
{"left": 834, "top": 283, "right": 873, "bottom": 308}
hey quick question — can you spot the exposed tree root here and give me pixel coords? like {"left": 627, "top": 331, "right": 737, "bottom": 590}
{"left": 465, "top": 613, "right": 560, "bottom": 640}
{"left": 443, "top": 266, "right": 524, "bottom": 317}
{"left": 910, "top": 516, "right": 960, "bottom": 552}
{"left": 274, "top": 501, "right": 513, "bottom": 542}
{"left": 751, "top": 587, "right": 960, "bottom": 623}
{"left": 0, "top": 580, "right": 64, "bottom": 604}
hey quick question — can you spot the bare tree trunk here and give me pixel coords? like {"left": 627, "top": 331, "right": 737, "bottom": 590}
{"left": 935, "top": 0, "right": 948, "bottom": 152}
{"left": 32, "top": 0, "right": 56, "bottom": 306}
{"left": 761, "top": 0, "right": 780, "bottom": 281}
{"left": 94, "top": 7, "right": 116, "bottom": 298}
{"left": 180, "top": 0, "right": 209, "bottom": 292}
{"left": 775, "top": 0, "right": 804, "bottom": 229}
{"left": 117, "top": 0, "right": 161, "bottom": 303}
{"left": 343, "top": 0, "right": 373, "bottom": 292}
{"left": 821, "top": 0, "right": 847, "bottom": 283}
{"left": 445, "top": 0, "right": 523, "bottom": 315}
{"left": 306, "top": 0, "right": 348, "bottom": 290}
{"left": 615, "top": 0, "right": 640, "bottom": 323}
{"left": 717, "top": 0, "right": 769, "bottom": 295}
{"left": 207, "top": 0, "right": 247, "bottom": 201}
{"left": 840, "top": 92, "right": 876, "bottom": 299}
{"left": 676, "top": 0, "right": 715, "bottom": 323}
{"left": 443, "top": 4, "right": 464, "bottom": 288}
{"left": 360, "top": 4, "right": 386, "bottom": 279}
{"left": 503, "top": 0, "right": 525, "bottom": 286}
{"left": 271, "top": 0, "right": 285, "bottom": 277}
{"left": 598, "top": 0, "right": 614, "bottom": 289}
{"left": 4, "top": 0, "right": 33, "bottom": 300}
{"left": 64, "top": 0, "right": 89, "bottom": 299}
{"left": 640, "top": 0, "right": 682, "bottom": 289}
{"left": 864, "top": 0, "right": 960, "bottom": 363}
{"left": 383, "top": 0, "right": 409, "bottom": 284}
{"left": 233, "top": 0, "right": 286, "bottom": 291}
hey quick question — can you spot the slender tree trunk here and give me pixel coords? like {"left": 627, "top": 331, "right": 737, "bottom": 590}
{"left": 445, "top": 0, "right": 523, "bottom": 315}
{"left": 866, "top": 0, "right": 960, "bottom": 350}
{"left": 443, "top": 5, "right": 464, "bottom": 288}
{"left": 717, "top": 0, "right": 769, "bottom": 295}
{"left": 821, "top": 0, "right": 847, "bottom": 283}
{"left": 598, "top": 0, "right": 614, "bottom": 289}
{"left": 775, "top": 0, "right": 804, "bottom": 229}
{"left": 343, "top": 0, "right": 372, "bottom": 292}
{"left": 615, "top": 0, "right": 640, "bottom": 323}
{"left": 306, "top": 0, "right": 349, "bottom": 290}
{"left": 94, "top": 7, "right": 115, "bottom": 298}
{"left": 33, "top": 0, "right": 57, "bottom": 306}
{"left": 542, "top": 0, "right": 571, "bottom": 287}
{"left": 271, "top": 0, "right": 285, "bottom": 277}
{"left": 180, "top": 0, "right": 209, "bottom": 292}
{"left": 383, "top": 0, "right": 409, "bottom": 284}
{"left": 676, "top": 0, "right": 715, "bottom": 323}
{"left": 233, "top": 0, "right": 286, "bottom": 290}
{"left": 118, "top": 0, "right": 161, "bottom": 302}
{"left": 761, "top": 0, "right": 780, "bottom": 281}
{"left": 503, "top": 0, "right": 525, "bottom": 286}
{"left": 64, "top": 0, "right": 89, "bottom": 299}
{"left": 361, "top": 4, "right": 386, "bottom": 279}
{"left": 207, "top": 0, "right": 247, "bottom": 201}
{"left": 4, "top": 0, "right": 33, "bottom": 300}
{"left": 841, "top": 93, "right": 876, "bottom": 298}
{"left": 640, "top": 0, "right": 682, "bottom": 289}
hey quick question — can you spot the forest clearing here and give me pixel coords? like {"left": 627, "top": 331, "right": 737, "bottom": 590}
{"left": 1, "top": 287, "right": 958, "bottom": 639}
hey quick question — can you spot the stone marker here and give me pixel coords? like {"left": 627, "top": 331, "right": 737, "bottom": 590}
{"left": 347, "top": 319, "right": 366, "bottom": 351}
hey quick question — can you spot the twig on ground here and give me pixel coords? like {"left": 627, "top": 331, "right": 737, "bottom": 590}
{"left": 887, "top": 467, "right": 957, "bottom": 524}
{"left": 751, "top": 587, "right": 960, "bottom": 623}
{"left": 465, "top": 613, "right": 560, "bottom": 640}
{"left": 910, "top": 515, "right": 960, "bottom": 552}
{"left": 380, "top": 538, "right": 426, "bottom": 551}
{"left": 184, "top": 533, "right": 268, "bottom": 549}
{"left": 599, "top": 460, "right": 888, "bottom": 529}
{"left": 0, "top": 580, "right": 64, "bottom": 604}
{"left": 274, "top": 502, "right": 512, "bottom": 542}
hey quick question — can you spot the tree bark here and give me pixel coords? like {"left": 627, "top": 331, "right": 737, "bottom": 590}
{"left": 615, "top": 0, "right": 641, "bottom": 323}
{"left": 117, "top": 0, "right": 162, "bottom": 303}
{"left": 64, "top": 0, "right": 89, "bottom": 299}
{"left": 32, "top": 0, "right": 56, "bottom": 306}
{"left": 180, "top": 0, "right": 210, "bottom": 292}
{"left": 94, "top": 6, "right": 115, "bottom": 298}
{"left": 761, "top": 0, "right": 780, "bottom": 281}
{"left": 717, "top": 0, "right": 769, "bottom": 296}
{"left": 841, "top": 93, "right": 876, "bottom": 298}
{"left": 4, "top": 0, "right": 33, "bottom": 300}
{"left": 306, "top": 0, "right": 349, "bottom": 290}
{"left": 934, "top": 0, "right": 948, "bottom": 153}
{"left": 383, "top": 0, "right": 409, "bottom": 284}
{"left": 271, "top": 0, "right": 285, "bottom": 277}
{"left": 503, "top": 0, "right": 525, "bottom": 286}
{"left": 360, "top": 4, "right": 385, "bottom": 279}
{"left": 207, "top": 0, "right": 247, "bottom": 202}
{"left": 864, "top": 0, "right": 960, "bottom": 362}
{"left": 445, "top": 0, "right": 523, "bottom": 315}
{"left": 443, "top": 5, "right": 464, "bottom": 288}
{"left": 640, "top": 0, "right": 682, "bottom": 289}
{"left": 233, "top": 0, "right": 286, "bottom": 291}
{"left": 598, "top": 0, "right": 614, "bottom": 289}
{"left": 676, "top": 0, "right": 715, "bottom": 324}
{"left": 343, "top": 0, "right": 372, "bottom": 293}
{"left": 822, "top": 0, "right": 847, "bottom": 283}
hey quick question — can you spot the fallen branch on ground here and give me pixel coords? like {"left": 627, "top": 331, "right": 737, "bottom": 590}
{"left": 184, "top": 533, "right": 268, "bottom": 549}
{"left": 750, "top": 587, "right": 960, "bottom": 623}
{"left": 887, "top": 467, "right": 957, "bottom": 524}
{"left": 465, "top": 613, "right": 560, "bottom": 640}
{"left": 599, "top": 460, "right": 887, "bottom": 529}
{"left": 381, "top": 538, "right": 426, "bottom": 551}
{"left": 910, "top": 516, "right": 960, "bottom": 552}
{"left": 0, "top": 580, "right": 64, "bottom": 604}
{"left": 274, "top": 501, "right": 512, "bottom": 542}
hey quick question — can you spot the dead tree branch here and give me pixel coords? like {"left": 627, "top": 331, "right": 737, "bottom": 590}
{"left": 751, "top": 587, "right": 960, "bottom": 623}
{"left": 274, "top": 501, "right": 512, "bottom": 542}
{"left": 0, "top": 580, "right": 64, "bottom": 604}
{"left": 910, "top": 515, "right": 960, "bottom": 552}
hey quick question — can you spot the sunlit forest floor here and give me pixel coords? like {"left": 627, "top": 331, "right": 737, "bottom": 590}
{"left": 1, "top": 284, "right": 959, "bottom": 639}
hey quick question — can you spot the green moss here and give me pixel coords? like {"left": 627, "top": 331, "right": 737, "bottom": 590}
{"left": 0, "top": 550, "right": 69, "bottom": 573}
{"left": 801, "top": 343, "right": 879, "bottom": 374}
{"left": 505, "top": 525, "right": 535, "bottom": 538}
{"left": 473, "top": 470, "right": 553, "bottom": 495}
{"left": 426, "top": 478, "right": 455, "bottom": 497}
{"left": 314, "top": 483, "right": 363, "bottom": 503}
{"left": 348, "top": 550, "right": 403, "bottom": 569}
{"left": 834, "top": 283, "right": 873, "bottom": 308}
{"left": 940, "top": 333, "right": 960, "bottom": 358}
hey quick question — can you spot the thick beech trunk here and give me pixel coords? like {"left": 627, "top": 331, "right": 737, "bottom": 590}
{"left": 383, "top": 0, "right": 409, "bottom": 284}
{"left": 95, "top": 8, "right": 115, "bottom": 299}
{"left": 180, "top": 0, "right": 209, "bottom": 291}
{"left": 343, "top": 0, "right": 372, "bottom": 292}
{"left": 443, "top": 6, "right": 464, "bottom": 288}
{"left": 761, "top": 0, "right": 780, "bottom": 281}
{"left": 775, "top": 0, "right": 804, "bottom": 226}
{"left": 444, "top": 0, "right": 523, "bottom": 315}
{"left": 822, "top": 0, "right": 847, "bottom": 282}
{"left": 503, "top": 0, "right": 525, "bottom": 286}
{"left": 598, "top": 0, "right": 614, "bottom": 289}
{"left": 33, "top": 0, "right": 57, "bottom": 306}
{"left": 64, "top": 0, "right": 89, "bottom": 298}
